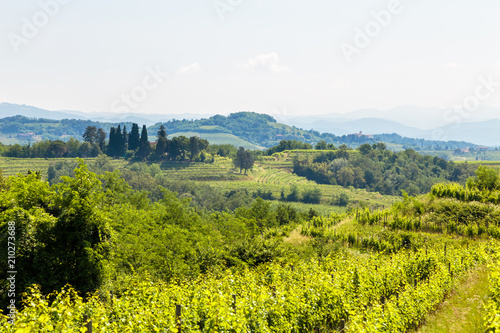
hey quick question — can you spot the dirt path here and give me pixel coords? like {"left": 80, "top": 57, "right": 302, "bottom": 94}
{"left": 416, "top": 265, "right": 490, "bottom": 333}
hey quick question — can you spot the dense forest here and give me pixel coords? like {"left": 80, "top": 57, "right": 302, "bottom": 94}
{"left": 292, "top": 143, "right": 478, "bottom": 196}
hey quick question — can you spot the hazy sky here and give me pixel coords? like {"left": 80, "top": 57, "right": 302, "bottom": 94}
{"left": 1, "top": 0, "right": 500, "bottom": 116}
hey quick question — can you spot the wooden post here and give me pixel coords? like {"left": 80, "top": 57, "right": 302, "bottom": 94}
{"left": 444, "top": 244, "right": 447, "bottom": 257}
{"left": 110, "top": 291, "right": 113, "bottom": 306}
{"left": 83, "top": 315, "right": 92, "bottom": 333}
{"left": 232, "top": 294, "right": 237, "bottom": 312}
{"left": 176, "top": 304, "right": 182, "bottom": 333}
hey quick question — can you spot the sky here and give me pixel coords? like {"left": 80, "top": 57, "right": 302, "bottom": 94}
{"left": 1, "top": 0, "right": 500, "bottom": 117}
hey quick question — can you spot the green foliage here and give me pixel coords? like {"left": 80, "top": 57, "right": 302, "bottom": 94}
{"left": 233, "top": 147, "right": 255, "bottom": 174}
{"left": 302, "top": 188, "right": 322, "bottom": 204}
{"left": 485, "top": 242, "right": 500, "bottom": 331}
{"left": 0, "top": 161, "right": 111, "bottom": 310}
{"left": 294, "top": 147, "right": 477, "bottom": 196}
{"left": 333, "top": 193, "right": 350, "bottom": 207}
{"left": 267, "top": 140, "right": 313, "bottom": 155}
{"left": 0, "top": 241, "right": 488, "bottom": 332}
{"left": 2, "top": 150, "right": 499, "bottom": 331}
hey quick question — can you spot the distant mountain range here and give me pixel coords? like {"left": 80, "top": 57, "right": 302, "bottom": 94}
{"left": 1, "top": 102, "right": 499, "bottom": 146}
{"left": 274, "top": 105, "right": 500, "bottom": 147}
{"left": 0, "top": 103, "right": 205, "bottom": 126}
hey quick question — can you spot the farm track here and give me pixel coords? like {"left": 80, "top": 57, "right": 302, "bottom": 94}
{"left": 416, "top": 265, "right": 489, "bottom": 333}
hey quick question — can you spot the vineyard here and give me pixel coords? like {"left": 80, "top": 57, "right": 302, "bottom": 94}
{"left": 159, "top": 152, "right": 398, "bottom": 211}
{"left": 1, "top": 211, "right": 496, "bottom": 332}
{"left": 0, "top": 157, "right": 128, "bottom": 178}
{"left": 1, "top": 154, "right": 500, "bottom": 331}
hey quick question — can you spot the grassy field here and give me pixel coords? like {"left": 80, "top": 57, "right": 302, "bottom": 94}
{"left": 0, "top": 157, "right": 129, "bottom": 178}
{"left": 168, "top": 132, "right": 265, "bottom": 150}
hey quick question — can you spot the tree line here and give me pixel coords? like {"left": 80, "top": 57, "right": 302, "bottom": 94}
{"left": 0, "top": 124, "right": 214, "bottom": 162}
{"left": 292, "top": 143, "right": 478, "bottom": 196}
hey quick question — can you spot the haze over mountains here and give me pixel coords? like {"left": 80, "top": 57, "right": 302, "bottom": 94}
{"left": 1, "top": 103, "right": 500, "bottom": 146}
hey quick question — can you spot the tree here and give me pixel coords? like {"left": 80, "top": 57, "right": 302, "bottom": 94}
{"left": 189, "top": 136, "right": 200, "bottom": 160}
{"left": 140, "top": 125, "right": 149, "bottom": 143}
{"left": 333, "top": 193, "right": 349, "bottom": 206}
{"left": 0, "top": 162, "right": 111, "bottom": 307}
{"left": 128, "top": 123, "right": 141, "bottom": 151}
{"left": 315, "top": 140, "right": 328, "bottom": 150}
{"left": 97, "top": 128, "right": 107, "bottom": 152}
{"left": 83, "top": 126, "right": 98, "bottom": 144}
{"left": 373, "top": 142, "right": 387, "bottom": 151}
{"left": 107, "top": 126, "right": 122, "bottom": 157}
{"left": 50, "top": 161, "right": 111, "bottom": 296}
{"left": 107, "top": 127, "right": 117, "bottom": 157}
{"left": 157, "top": 125, "right": 167, "bottom": 140}
{"left": 286, "top": 184, "right": 300, "bottom": 202}
{"left": 358, "top": 143, "right": 372, "bottom": 155}
{"left": 337, "top": 166, "right": 354, "bottom": 187}
{"left": 136, "top": 126, "right": 152, "bottom": 160}
{"left": 121, "top": 125, "right": 128, "bottom": 155}
{"left": 66, "top": 137, "right": 81, "bottom": 157}
{"left": 155, "top": 136, "right": 167, "bottom": 158}
{"left": 136, "top": 141, "right": 152, "bottom": 160}
{"left": 116, "top": 125, "right": 123, "bottom": 155}
{"left": 233, "top": 147, "right": 254, "bottom": 174}
{"left": 45, "top": 140, "right": 67, "bottom": 158}
{"left": 276, "top": 203, "right": 298, "bottom": 226}
{"left": 302, "top": 188, "right": 322, "bottom": 204}
{"left": 78, "top": 142, "right": 92, "bottom": 157}
{"left": 474, "top": 166, "right": 499, "bottom": 191}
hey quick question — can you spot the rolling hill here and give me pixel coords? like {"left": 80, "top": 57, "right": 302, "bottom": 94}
{"left": 0, "top": 103, "right": 483, "bottom": 150}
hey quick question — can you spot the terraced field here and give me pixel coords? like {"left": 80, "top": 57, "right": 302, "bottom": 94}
{"left": 0, "top": 157, "right": 129, "bottom": 178}
{"left": 159, "top": 153, "right": 399, "bottom": 210}
{"left": 0, "top": 152, "right": 399, "bottom": 211}
{"left": 160, "top": 158, "right": 245, "bottom": 181}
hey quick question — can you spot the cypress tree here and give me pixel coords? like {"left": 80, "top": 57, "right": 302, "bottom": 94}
{"left": 156, "top": 136, "right": 167, "bottom": 158}
{"left": 115, "top": 125, "right": 123, "bottom": 157}
{"left": 137, "top": 125, "right": 151, "bottom": 160}
{"left": 140, "top": 125, "right": 149, "bottom": 143}
{"left": 97, "top": 128, "right": 107, "bottom": 152}
{"left": 128, "top": 123, "right": 141, "bottom": 151}
{"left": 157, "top": 125, "right": 167, "bottom": 140}
{"left": 107, "top": 127, "right": 116, "bottom": 157}
{"left": 121, "top": 125, "right": 128, "bottom": 155}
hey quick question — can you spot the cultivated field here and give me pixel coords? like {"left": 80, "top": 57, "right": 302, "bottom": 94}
{"left": 0, "top": 157, "right": 129, "bottom": 178}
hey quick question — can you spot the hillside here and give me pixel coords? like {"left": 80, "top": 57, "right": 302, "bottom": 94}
{"left": 0, "top": 110, "right": 480, "bottom": 151}
{"left": 2, "top": 156, "right": 499, "bottom": 331}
